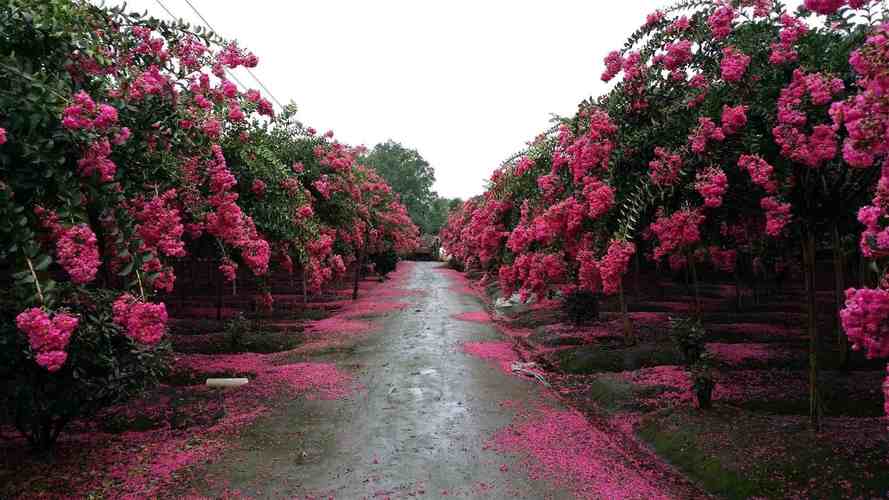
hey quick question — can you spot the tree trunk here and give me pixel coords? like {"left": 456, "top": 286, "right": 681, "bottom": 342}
{"left": 618, "top": 281, "right": 635, "bottom": 345}
{"left": 832, "top": 224, "right": 849, "bottom": 370}
{"left": 688, "top": 251, "right": 702, "bottom": 321}
{"left": 302, "top": 268, "right": 308, "bottom": 305}
{"left": 352, "top": 253, "right": 363, "bottom": 301}
{"left": 734, "top": 268, "right": 742, "bottom": 313}
{"left": 802, "top": 229, "right": 821, "bottom": 430}
{"left": 215, "top": 265, "right": 223, "bottom": 322}
{"left": 633, "top": 251, "right": 641, "bottom": 298}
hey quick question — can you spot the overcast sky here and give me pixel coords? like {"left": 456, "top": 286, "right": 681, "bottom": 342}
{"left": 115, "top": 1, "right": 798, "bottom": 200}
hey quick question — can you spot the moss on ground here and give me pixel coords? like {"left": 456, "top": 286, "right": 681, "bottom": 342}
{"left": 555, "top": 342, "right": 680, "bottom": 374}
{"left": 638, "top": 406, "right": 889, "bottom": 499}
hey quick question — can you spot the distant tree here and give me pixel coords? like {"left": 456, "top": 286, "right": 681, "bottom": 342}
{"left": 363, "top": 140, "right": 446, "bottom": 234}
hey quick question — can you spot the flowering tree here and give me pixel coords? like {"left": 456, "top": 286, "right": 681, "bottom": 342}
{"left": 0, "top": 0, "right": 417, "bottom": 449}
{"left": 441, "top": 0, "right": 889, "bottom": 427}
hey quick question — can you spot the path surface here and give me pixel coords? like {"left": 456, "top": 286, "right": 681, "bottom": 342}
{"left": 185, "top": 262, "right": 689, "bottom": 499}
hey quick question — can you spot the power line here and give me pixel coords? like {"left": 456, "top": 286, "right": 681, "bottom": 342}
{"left": 153, "top": 0, "right": 251, "bottom": 92}
{"left": 180, "top": 0, "right": 286, "bottom": 110}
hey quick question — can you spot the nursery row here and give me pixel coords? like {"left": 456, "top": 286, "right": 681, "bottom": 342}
{"left": 440, "top": 0, "right": 889, "bottom": 426}
{"left": 0, "top": 0, "right": 419, "bottom": 450}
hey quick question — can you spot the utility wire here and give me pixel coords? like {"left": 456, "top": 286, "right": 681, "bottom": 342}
{"left": 181, "top": 0, "right": 286, "bottom": 110}
{"left": 153, "top": 0, "right": 251, "bottom": 92}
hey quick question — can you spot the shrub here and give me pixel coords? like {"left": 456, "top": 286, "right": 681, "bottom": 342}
{"left": 370, "top": 249, "right": 398, "bottom": 278}
{"left": 669, "top": 316, "right": 707, "bottom": 365}
{"left": 0, "top": 289, "right": 169, "bottom": 451}
{"left": 562, "top": 289, "right": 600, "bottom": 325}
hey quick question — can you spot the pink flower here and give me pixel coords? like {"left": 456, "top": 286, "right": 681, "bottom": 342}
{"left": 662, "top": 40, "right": 693, "bottom": 70}
{"left": 15, "top": 308, "right": 78, "bottom": 372}
{"left": 760, "top": 196, "right": 792, "bottom": 236}
{"left": 55, "top": 224, "right": 101, "bottom": 284}
{"left": 112, "top": 293, "right": 167, "bottom": 345}
{"left": 689, "top": 117, "right": 725, "bottom": 154}
{"left": 35, "top": 351, "right": 68, "bottom": 373}
{"left": 77, "top": 138, "right": 116, "bottom": 182}
{"left": 708, "top": 5, "right": 735, "bottom": 39}
{"left": 645, "top": 10, "right": 665, "bottom": 27}
{"left": 720, "top": 46, "right": 750, "bottom": 83}
{"left": 0, "top": 127, "right": 6, "bottom": 145}
{"left": 601, "top": 50, "right": 623, "bottom": 82}
{"left": 720, "top": 104, "right": 748, "bottom": 136}
{"left": 219, "top": 258, "right": 238, "bottom": 282}
{"left": 650, "top": 209, "right": 705, "bottom": 259}
{"left": 804, "top": 0, "right": 847, "bottom": 15}
{"left": 841, "top": 287, "right": 889, "bottom": 358}
{"left": 600, "top": 240, "right": 635, "bottom": 295}
{"left": 738, "top": 154, "right": 778, "bottom": 193}
{"left": 649, "top": 147, "right": 683, "bottom": 185}
{"left": 297, "top": 204, "right": 314, "bottom": 218}
{"left": 252, "top": 179, "right": 267, "bottom": 197}
{"left": 582, "top": 177, "right": 614, "bottom": 219}
{"left": 695, "top": 167, "right": 728, "bottom": 208}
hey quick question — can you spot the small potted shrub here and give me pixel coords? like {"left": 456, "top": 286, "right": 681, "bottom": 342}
{"left": 691, "top": 352, "right": 716, "bottom": 410}
{"left": 669, "top": 316, "right": 707, "bottom": 365}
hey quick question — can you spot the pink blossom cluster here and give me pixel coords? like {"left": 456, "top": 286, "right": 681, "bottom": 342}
{"left": 833, "top": 22, "right": 889, "bottom": 168}
{"left": 695, "top": 167, "right": 728, "bottom": 208}
{"left": 129, "top": 189, "right": 186, "bottom": 259}
{"left": 856, "top": 205, "right": 889, "bottom": 257}
{"left": 738, "top": 154, "right": 778, "bottom": 193}
{"left": 63, "top": 91, "right": 130, "bottom": 182}
{"left": 708, "top": 5, "right": 735, "bottom": 39}
{"left": 661, "top": 40, "right": 694, "bottom": 70}
{"left": 720, "top": 46, "right": 751, "bottom": 83}
{"left": 55, "top": 224, "right": 101, "bottom": 285}
{"left": 251, "top": 179, "right": 266, "bottom": 197}
{"left": 649, "top": 147, "right": 683, "bottom": 185}
{"left": 709, "top": 246, "right": 737, "bottom": 273}
{"left": 0, "top": 127, "right": 6, "bottom": 144}
{"left": 840, "top": 287, "right": 889, "bottom": 358}
{"left": 804, "top": 0, "right": 869, "bottom": 14}
{"left": 645, "top": 10, "right": 665, "bottom": 27}
{"left": 649, "top": 209, "right": 705, "bottom": 259}
{"left": 499, "top": 251, "right": 566, "bottom": 300}
{"left": 203, "top": 145, "right": 270, "bottom": 276}
{"left": 773, "top": 70, "right": 844, "bottom": 167}
{"left": 770, "top": 14, "right": 808, "bottom": 64}
{"left": 601, "top": 51, "right": 623, "bottom": 82}
{"left": 62, "top": 91, "right": 118, "bottom": 131}
{"left": 582, "top": 177, "right": 614, "bottom": 219}
{"left": 112, "top": 293, "right": 167, "bottom": 345}
{"left": 561, "top": 111, "right": 617, "bottom": 182}
{"left": 721, "top": 104, "right": 748, "bottom": 136}
{"left": 599, "top": 240, "right": 635, "bottom": 295}
{"left": 689, "top": 117, "right": 726, "bottom": 154}
{"left": 760, "top": 196, "right": 792, "bottom": 236}
{"left": 15, "top": 308, "right": 79, "bottom": 372}
{"left": 125, "top": 190, "right": 185, "bottom": 291}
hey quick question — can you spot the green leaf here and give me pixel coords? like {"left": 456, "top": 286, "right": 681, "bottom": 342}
{"left": 33, "top": 254, "right": 51, "bottom": 271}
{"left": 117, "top": 260, "right": 134, "bottom": 276}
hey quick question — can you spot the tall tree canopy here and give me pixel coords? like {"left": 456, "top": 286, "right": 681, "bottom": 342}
{"left": 363, "top": 140, "right": 447, "bottom": 234}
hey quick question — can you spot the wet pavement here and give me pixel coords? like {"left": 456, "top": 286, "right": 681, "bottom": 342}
{"left": 186, "top": 262, "right": 636, "bottom": 498}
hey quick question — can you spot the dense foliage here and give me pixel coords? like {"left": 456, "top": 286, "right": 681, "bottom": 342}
{"left": 363, "top": 140, "right": 457, "bottom": 234}
{"left": 0, "top": 0, "right": 417, "bottom": 448}
{"left": 440, "top": 0, "right": 889, "bottom": 425}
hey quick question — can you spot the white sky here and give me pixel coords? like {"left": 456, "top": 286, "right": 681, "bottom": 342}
{"left": 113, "top": 1, "right": 799, "bottom": 200}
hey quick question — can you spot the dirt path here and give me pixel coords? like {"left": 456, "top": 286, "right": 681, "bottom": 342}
{"left": 183, "top": 262, "right": 696, "bottom": 499}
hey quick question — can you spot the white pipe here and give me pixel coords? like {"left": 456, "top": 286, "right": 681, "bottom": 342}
{"left": 205, "top": 378, "right": 249, "bottom": 388}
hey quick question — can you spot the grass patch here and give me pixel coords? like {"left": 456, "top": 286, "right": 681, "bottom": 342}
{"left": 556, "top": 342, "right": 680, "bottom": 374}
{"left": 639, "top": 406, "right": 889, "bottom": 499}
